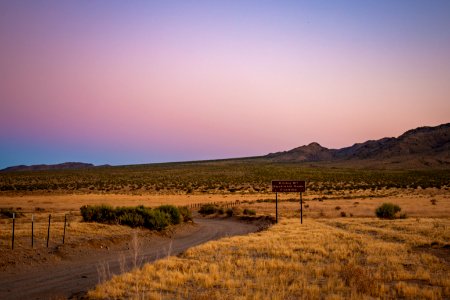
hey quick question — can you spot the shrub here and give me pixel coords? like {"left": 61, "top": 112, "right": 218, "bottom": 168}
{"left": 335, "top": 206, "right": 341, "bottom": 210}
{"left": 217, "top": 207, "right": 225, "bottom": 215}
{"left": 375, "top": 203, "right": 401, "bottom": 219}
{"left": 178, "top": 206, "right": 193, "bottom": 222}
{"left": 145, "top": 209, "right": 170, "bottom": 231}
{"left": 199, "top": 204, "right": 218, "bottom": 215}
{"left": 80, "top": 204, "right": 116, "bottom": 223}
{"left": 430, "top": 199, "right": 437, "bottom": 205}
{"left": 80, "top": 204, "right": 187, "bottom": 231}
{"left": 0, "top": 207, "right": 24, "bottom": 218}
{"left": 226, "top": 208, "right": 233, "bottom": 217}
{"left": 340, "top": 211, "right": 347, "bottom": 217}
{"left": 157, "top": 205, "right": 181, "bottom": 224}
{"left": 243, "top": 208, "right": 256, "bottom": 216}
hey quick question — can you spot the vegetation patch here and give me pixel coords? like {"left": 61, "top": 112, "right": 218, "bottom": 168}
{"left": 80, "top": 204, "right": 191, "bottom": 231}
{"left": 0, "top": 207, "right": 24, "bottom": 218}
{"left": 375, "top": 203, "right": 402, "bottom": 219}
{"left": 198, "top": 204, "right": 223, "bottom": 215}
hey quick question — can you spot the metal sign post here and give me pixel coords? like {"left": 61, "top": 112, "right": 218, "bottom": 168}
{"left": 276, "top": 192, "right": 278, "bottom": 223}
{"left": 272, "top": 180, "right": 306, "bottom": 224}
{"left": 300, "top": 192, "right": 303, "bottom": 224}
{"left": 12, "top": 213, "right": 15, "bottom": 250}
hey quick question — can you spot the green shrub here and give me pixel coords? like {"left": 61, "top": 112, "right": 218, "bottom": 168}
{"left": 80, "top": 204, "right": 187, "bottom": 231}
{"left": 178, "top": 206, "right": 193, "bottom": 222}
{"left": 199, "top": 204, "right": 218, "bottom": 215}
{"left": 375, "top": 203, "right": 401, "bottom": 219}
{"left": 226, "top": 208, "right": 233, "bottom": 217}
{"left": 157, "top": 205, "right": 181, "bottom": 224}
{"left": 145, "top": 209, "right": 170, "bottom": 231}
{"left": 243, "top": 208, "right": 256, "bottom": 216}
{"left": 118, "top": 211, "right": 145, "bottom": 227}
{"left": 80, "top": 204, "right": 116, "bottom": 223}
{"left": 0, "top": 207, "right": 24, "bottom": 218}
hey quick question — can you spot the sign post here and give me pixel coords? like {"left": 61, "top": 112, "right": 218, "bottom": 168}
{"left": 275, "top": 192, "right": 278, "bottom": 223}
{"left": 272, "top": 180, "right": 306, "bottom": 224}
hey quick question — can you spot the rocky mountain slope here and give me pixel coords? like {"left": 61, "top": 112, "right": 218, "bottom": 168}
{"left": 1, "top": 162, "right": 95, "bottom": 172}
{"left": 266, "top": 123, "right": 450, "bottom": 168}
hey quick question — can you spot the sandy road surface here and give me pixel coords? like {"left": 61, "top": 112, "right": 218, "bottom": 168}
{"left": 0, "top": 218, "right": 258, "bottom": 299}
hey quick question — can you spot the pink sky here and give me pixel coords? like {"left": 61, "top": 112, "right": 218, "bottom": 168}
{"left": 1, "top": 1, "right": 449, "bottom": 167}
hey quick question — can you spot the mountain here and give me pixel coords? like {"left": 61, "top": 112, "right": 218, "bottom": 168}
{"left": 265, "top": 123, "right": 450, "bottom": 168}
{"left": 1, "top": 162, "right": 95, "bottom": 172}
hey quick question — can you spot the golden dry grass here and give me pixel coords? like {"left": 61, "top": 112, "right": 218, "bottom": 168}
{"left": 88, "top": 217, "right": 450, "bottom": 299}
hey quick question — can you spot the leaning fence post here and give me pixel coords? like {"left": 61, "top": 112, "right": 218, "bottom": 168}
{"left": 47, "top": 214, "right": 51, "bottom": 248}
{"left": 12, "top": 213, "right": 15, "bottom": 250}
{"left": 62, "top": 214, "right": 67, "bottom": 244}
{"left": 31, "top": 214, "right": 34, "bottom": 248}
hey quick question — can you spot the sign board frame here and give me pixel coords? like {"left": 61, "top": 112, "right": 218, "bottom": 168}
{"left": 272, "top": 180, "right": 306, "bottom": 224}
{"left": 272, "top": 180, "right": 306, "bottom": 193}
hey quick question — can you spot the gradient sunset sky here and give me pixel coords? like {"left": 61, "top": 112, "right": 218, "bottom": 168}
{"left": 1, "top": 1, "right": 449, "bottom": 168}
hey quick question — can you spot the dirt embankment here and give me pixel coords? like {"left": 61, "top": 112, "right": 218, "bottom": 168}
{"left": 0, "top": 218, "right": 260, "bottom": 300}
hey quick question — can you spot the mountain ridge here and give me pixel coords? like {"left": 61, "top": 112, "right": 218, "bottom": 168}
{"left": 1, "top": 162, "right": 95, "bottom": 172}
{"left": 265, "top": 123, "right": 450, "bottom": 168}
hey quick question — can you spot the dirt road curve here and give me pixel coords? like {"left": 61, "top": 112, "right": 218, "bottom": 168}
{"left": 0, "top": 218, "right": 258, "bottom": 299}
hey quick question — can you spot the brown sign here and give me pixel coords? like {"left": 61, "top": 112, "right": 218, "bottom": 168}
{"left": 272, "top": 180, "right": 306, "bottom": 193}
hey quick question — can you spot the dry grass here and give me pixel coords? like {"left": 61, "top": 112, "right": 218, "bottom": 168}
{"left": 88, "top": 217, "right": 450, "bottom": 299}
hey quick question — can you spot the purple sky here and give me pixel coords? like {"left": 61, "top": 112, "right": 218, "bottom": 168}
{"left": 1, "top": 1, "right": 449, "bottom": 168}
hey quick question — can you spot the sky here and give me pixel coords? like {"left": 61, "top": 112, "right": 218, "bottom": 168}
{"left": 1, "top": 1, "right": 449, "bottom": 168}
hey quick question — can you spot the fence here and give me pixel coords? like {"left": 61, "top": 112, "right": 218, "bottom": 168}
{"left": 187, "top": 200, "right": 241, "bottom": 209}
{"left": 1, "top": 201, "right": 243, "bottom": 250}
{"left": 1, "top": 213, "right": 71, "bottom": 250}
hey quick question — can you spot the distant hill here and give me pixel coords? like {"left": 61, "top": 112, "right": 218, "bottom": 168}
{"left": 1, "top": 162, "right": 95, "bottom": 172}
{"left": 265, "top": 123, "right": 450, "bottom": 168}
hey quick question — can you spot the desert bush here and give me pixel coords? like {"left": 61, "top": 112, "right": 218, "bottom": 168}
{"left": 340, "top": 211, "right": 347, "bottom": 217}
{"left": 157, "top": 205, "right": 181, "bottom": 224}
{"left": 243, "top": 208, "right": 256, "bottom": 216}
{"left": 198, "top": 204, "right": 219, "bottom": 215}
{"left": 226, "top": 208, "right": 233, "bottom": 217}
{"left": 145, "top": 209, "right": 170, "bottom": 231}
{"left": 178, "top": 206, "right": 192, "bottom": 222}
{"left": 217, "top": 207, "right": 225, "bottom": 215}
{"left": 80, "top": 204, "right": 185, "bottom": 231}
{"left": 80, "top": 204, "right": 116, "bottom": 223}
{"left": 430, "top": 199, "right": 437, "bottom": 205}
{"left": 0, "top": 207, "right": 24, "bottom": 218}
{"left": 335, "top": 206, "right": 341, "bottom": 210}
{"left": 375, "top": 203, "right": 401, "bottom": 219}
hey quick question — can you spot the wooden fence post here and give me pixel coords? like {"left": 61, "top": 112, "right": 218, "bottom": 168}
{"left": 12, "top": 213, "right": 15, "bottom": 250}
{"left": 62, "top": 214, "right": 67, "bottom": 244}
{"left": 31, "top": 214, "right": 34, "bottom": 248}
{"left": 46, "top": 214, "right": 51, "bottom": 248}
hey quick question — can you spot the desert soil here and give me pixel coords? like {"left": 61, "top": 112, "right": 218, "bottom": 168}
{"left": 0, "top": 218, "right": 259, "bottom": 300}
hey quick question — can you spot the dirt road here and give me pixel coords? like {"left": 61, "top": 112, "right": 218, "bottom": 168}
{"left": 0, "top": 218, "right": 258, "bottom": 299}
